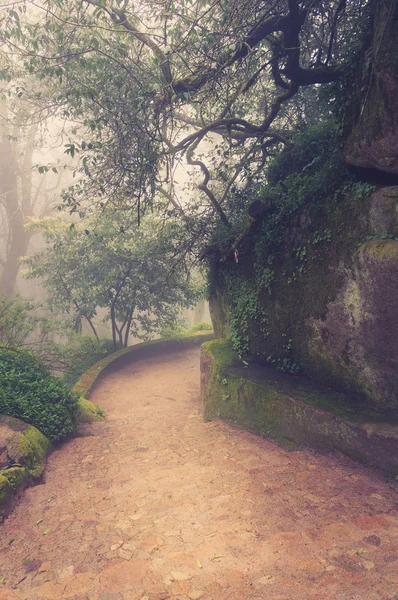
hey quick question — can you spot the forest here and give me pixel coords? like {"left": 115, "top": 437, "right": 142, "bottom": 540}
{"left": 0, "top": 0, "right": 397, "bottom": 497}
{"left": 0, "top": 2, "right": 397, "bottom": 597}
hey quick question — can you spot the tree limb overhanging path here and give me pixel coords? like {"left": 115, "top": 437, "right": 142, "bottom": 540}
{"left": 1, "top": 0, "right": 364, "bottom": 227}
{"left": 0, "top": 348, "right": 397, "bottom": 599}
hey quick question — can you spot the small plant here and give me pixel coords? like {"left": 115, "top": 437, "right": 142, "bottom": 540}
{"left": 353, "top": 181, "right": 376, "bottom": 199}
{"left": 313, "top": 229, "right": 332, "bottom": 245}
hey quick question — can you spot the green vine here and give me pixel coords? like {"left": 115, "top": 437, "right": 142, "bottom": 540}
{"left": 225, "top": 276, "right": 269, "bottom": 360}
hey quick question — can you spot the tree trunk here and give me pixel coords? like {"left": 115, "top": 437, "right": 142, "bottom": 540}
{"left": 0, "top": 135, "right": 29, "bottom": 297}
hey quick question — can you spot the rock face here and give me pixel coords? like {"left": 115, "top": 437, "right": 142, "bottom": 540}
{"left": 306, "top": 239, "right": 398, "bottom": 412}
{"left": 344, "top": 0, "right": 398, "bottom": 175}
{"left": 209, "top": 187, "right": 398, "bottom": 414}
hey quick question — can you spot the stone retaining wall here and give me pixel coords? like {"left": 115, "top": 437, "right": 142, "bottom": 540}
{"left": 201, "top": 340, "right": 398, "bottom": 476}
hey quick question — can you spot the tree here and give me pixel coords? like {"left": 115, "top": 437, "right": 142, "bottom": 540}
{"left": 0, "top": 292, "right": 51, "bottom": 349}
{"left": 0, "top": 95, "right": 66, "bottom": 297}
{"left": 23, "top": 213, "right": 202, "bottom": 350}
{"left": 0, "top": 0, "right": 371, "bottom": 234}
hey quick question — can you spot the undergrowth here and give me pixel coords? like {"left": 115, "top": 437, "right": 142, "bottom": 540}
{"left": 0, "top": 347, "right": 79, "bottom": 441}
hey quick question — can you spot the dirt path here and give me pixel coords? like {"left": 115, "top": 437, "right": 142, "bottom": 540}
{"left": 0, "top": 348, "right": 397, "bottom": 600}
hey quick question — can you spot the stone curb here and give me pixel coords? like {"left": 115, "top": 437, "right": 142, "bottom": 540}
{"left": 201, "top": 340, "right": 398, "bottom": 477}
{"left": 73, "top": 331, "right": 214, "bottom": 401}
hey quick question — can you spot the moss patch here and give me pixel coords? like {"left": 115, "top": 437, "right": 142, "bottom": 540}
{"left": 359, "top": 238, "right": 398, "bottom": 260}
{"left": 0, "top": 474, "right": 13, "bottom": 508}
{"left": 11, "top": 425, "right": 50, "bottom": 477}
{"left": 201, "top": 340, "right": 398, "bottom": 475}
{"left": 1, "top": 467, "right": 29, "bottom": 491}
{"left": 77, "top": 397, "right": 105, "bottom": 424}
{"left": 202, "top": 339, "right": 240, "bottom": 370}
{"left": 0, "top": 419, "right": 51, "bottom": 516}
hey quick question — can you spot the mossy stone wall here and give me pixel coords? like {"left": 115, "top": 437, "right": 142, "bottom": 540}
{"left": 209, "top": 187, "right": 398, "bottom": 414}
{"left": 201, "top": 340, "right": 398, "bottom": 475}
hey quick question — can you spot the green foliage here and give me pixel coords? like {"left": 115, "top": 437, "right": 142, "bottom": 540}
{"left": 0, "top": 348, "right": 79, "bottom": 441}
{"left": 212, "top": 121, "right": 375, "bottom": 366}
{"left": 56, "top": 335, "right": 112, "bottom": 387}
{"left": 268, "top": 122, "right": 341, "bottom": 186}
{"left": 259, "top": 121, "right": 351, "bottom": 245}
{"left": 225, "top": 277, "right": 269, "bottom": 360}
{"left": 191, "top": 321, "right": 213, "bottom": 332}
{"left": 0, "top": 294, "right": 51, "bottom": 348}
{"left": 352, "top": 181, "right": 376, "bottom": 199}
{"left": 159, "top": 322, "right": 188, "bottom": 338}
{"left": 24, "top": 214, "right": 203, "bottom": 350}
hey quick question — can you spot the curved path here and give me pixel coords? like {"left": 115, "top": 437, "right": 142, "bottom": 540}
{"left": 0, "top": 348, "right": 397, "bottom": 600}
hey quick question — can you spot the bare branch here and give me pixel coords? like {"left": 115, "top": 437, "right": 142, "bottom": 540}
{"left": 186, "top": 137, "right": 230, "bottom": 228}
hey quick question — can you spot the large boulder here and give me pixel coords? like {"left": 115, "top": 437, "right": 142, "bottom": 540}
{"left": 0, "top": 416, "right": 50, "bottom": 517}
{"left": 305, "top": 239, "right": 398, "bottom": 412}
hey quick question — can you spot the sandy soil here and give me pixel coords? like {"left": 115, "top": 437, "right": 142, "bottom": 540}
{"left": 0, "top": 347, "right": 397, "bottom": 600}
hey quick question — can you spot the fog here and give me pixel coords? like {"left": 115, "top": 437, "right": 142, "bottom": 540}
{"left": 0, "top": 95, "right": 210, "bottom": 341}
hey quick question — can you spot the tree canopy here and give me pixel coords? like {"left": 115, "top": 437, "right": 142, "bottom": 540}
{"left": 0, "top": 0, "right": 371, "bottom": 234}
{"left": 23, "top": 214, "right": 202, "bottom": 349}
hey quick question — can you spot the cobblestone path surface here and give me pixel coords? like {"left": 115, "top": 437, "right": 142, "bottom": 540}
{"left": 0, "top": 348, "right": 397, "bottom": 600}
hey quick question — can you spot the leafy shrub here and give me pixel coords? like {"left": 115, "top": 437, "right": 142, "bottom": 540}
{"left": 0, "top": 293, "right": 52, "bottom": 348}
{"left": 0, "top": 348, "right": 79, "bottom": 441}
{"left": 191, "top": 321, "right": 213, "bottom": 332}
{"left": 267, "top": 121, "right": 344, "bottom": 188}
{"left": 56, "top": 335, "right": 112, "bottom": 387}
{"left": 159, "top": 322, "right": 188, "bottom": 338}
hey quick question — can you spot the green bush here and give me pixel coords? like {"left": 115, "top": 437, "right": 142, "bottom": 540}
{"left": 159, "top": 322, "right": 188, "bottom": 338}
{"left": 0, "top": 348, "right": 79, "bottom": 441}
{"left": 191, "top": 321, "right": 213, "bottom": 332}
{"left": 56, "top": 335, "right": 112, "bottom": 387}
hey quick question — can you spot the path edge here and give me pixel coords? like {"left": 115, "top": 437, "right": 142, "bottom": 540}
{"left": 73, "top": 331, "right": 214, "bottom": 404}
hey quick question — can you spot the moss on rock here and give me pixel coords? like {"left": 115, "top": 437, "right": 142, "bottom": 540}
{"left": 77, "top": 397, "right": 105, "bottom": 424}
{"left": 8, "top": 425, "right": 50, "bottom": 477}
{"left": 0, "top": 417, "right": 50, "bottom": 516}
{"left": 201, "top": 340, "right": 398, "bottom": 474}
{"left": 202, "top": 339, "right": 240, "bottom": 370}
{"left": 1, "top": 467, "right": 29, "bottom": 491}
{"left": 209, "top": 185, "right": 398, "bottom": 414}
